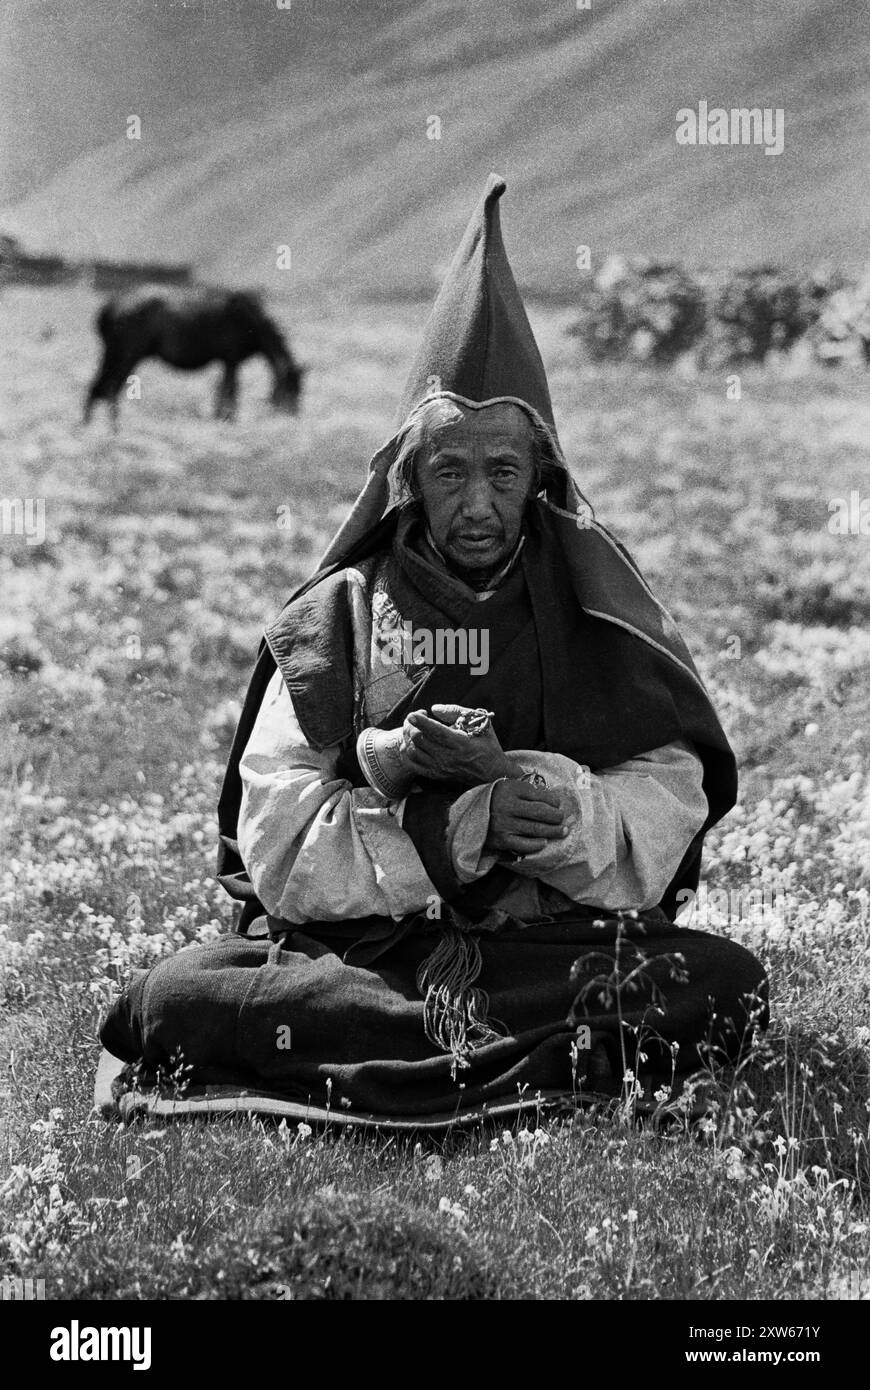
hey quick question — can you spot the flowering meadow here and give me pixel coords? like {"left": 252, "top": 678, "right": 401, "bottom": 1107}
{"left": 1, "top": 284, "right": 869, "bottom": 1299}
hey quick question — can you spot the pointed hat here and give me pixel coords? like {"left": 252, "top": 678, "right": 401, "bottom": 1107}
{"left": 319, "top": 174, "right": 582, "bottom": 570}
{"left": 395, "top": 172, "right": 558, "bottom": 437}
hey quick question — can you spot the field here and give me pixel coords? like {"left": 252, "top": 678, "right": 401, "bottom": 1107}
{"left": 2, "top": 283, "right": 870, "bottom": 1300}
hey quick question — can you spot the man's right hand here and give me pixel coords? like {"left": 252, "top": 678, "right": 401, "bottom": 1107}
{"left": 484, "top": 780, "right": 568, "bottom": 858}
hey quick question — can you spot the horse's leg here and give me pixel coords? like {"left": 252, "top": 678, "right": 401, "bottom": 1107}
{"left": 83, "top": 348, "right": 116, "bottom": 423}
{"left": 215, "top": 364, "right": 238, "bottom": 421}
{"left": 107, "top": 352, "right": 148, "bottom": 429}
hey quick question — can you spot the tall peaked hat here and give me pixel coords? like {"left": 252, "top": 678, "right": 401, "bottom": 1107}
{"left": 396, "top": 173, "right": 558, "bottom": 437}
{"left": 319, "top": 173, "right": 579, "bottom": 571}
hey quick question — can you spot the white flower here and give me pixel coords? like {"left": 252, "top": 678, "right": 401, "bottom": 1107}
{"left": 296, "top": 1122, "right": 313, "bottom": 1140}
{"left": 423, "top": 1154, "right": 443, "bottom": 1182}
{"left": 438, "top": 1196, "right": 467, "bottom": 1222}
{"left": 721, "top": 1146, "right": 748, "bottom": 1182}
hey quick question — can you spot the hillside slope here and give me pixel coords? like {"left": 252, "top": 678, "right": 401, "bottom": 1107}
{"left": 1, "top": 0, "right": 867, "bottom": 297}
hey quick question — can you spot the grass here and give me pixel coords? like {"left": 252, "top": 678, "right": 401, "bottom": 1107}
{"left": 1, "top": 284, "right": 870, "bottom": 1299}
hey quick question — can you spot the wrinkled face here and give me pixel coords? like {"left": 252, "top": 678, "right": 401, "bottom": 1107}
{"left": 415, "top": 402, "right": 536, "bottom": 574}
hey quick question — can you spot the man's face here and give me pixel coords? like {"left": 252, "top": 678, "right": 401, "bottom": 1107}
{"left": 415, "top": 402, "right": 536, "bottom": 574}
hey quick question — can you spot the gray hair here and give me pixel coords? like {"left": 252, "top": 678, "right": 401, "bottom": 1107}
{"left": 392, "top": 402, "right": 561, "bottom": 501}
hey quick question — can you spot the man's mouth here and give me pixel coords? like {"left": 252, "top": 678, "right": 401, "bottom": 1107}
{"left": 455, "top": 533, "right": 500, "bottom": 548}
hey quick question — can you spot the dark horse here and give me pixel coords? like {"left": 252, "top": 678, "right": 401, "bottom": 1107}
{"left": 84, "top": 286, "right": 304, "bottom": 423}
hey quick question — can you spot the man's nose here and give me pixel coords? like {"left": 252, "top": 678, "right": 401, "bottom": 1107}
{"left": 460, "top": 477, "right": 496, "bottom": 518}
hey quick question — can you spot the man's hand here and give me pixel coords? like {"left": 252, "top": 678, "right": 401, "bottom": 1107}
{"left": 403, "top": 704, "right": 511, "bottom": 787}
{"left": 484, "top": 780, "right": 567, "bottom": 858}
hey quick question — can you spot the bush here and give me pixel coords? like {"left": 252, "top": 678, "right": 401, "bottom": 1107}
{"left": 706, "top": 267, "right": 819, "bottom": 364}
{"left": 573, "top": 255, "right": 706, "bottom": 363}
{"left": 570, "top": 258, "right": 870, "bottom": 368}
{"left": 811, "top": 270, "right": 870, "bottom": 367}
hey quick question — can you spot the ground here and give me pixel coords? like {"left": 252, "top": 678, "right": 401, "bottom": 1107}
{"left": 1, "top": 284, "right": 869, "bottom": 1300}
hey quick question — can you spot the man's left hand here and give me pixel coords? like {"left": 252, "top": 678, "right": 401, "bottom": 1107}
{"left": 403, "top": 705, "right": 511, "bottom": 787}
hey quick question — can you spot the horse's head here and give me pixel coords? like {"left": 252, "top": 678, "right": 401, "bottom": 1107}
{"left": 271, "top": 357, "right": 305, "bottom": 414}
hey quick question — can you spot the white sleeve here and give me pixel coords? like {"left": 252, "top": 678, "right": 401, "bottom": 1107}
{"left": 446, "top": 740, "right": 708, "bottom": 912}
{"left": 237, "top": 669, "right": 439, "bottom": 923}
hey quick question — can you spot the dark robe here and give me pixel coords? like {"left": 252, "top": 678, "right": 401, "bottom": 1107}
{"left": 100, "top": 500, "right": 767, "bottom": 1120}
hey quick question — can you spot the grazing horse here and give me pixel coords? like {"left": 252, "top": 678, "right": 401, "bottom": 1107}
{"left": 83, "top": 286, "right": 304, "bottom": 423}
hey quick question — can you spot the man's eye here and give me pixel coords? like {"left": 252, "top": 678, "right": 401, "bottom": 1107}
{"left": 492, "top": 468, "right": 519, "bottom": 484}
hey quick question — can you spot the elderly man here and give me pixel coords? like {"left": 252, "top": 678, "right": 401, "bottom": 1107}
{"left": 101, "top": 176, "right": 766, "bottom": 1122}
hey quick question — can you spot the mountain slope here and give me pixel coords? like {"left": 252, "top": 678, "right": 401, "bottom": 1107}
{"left": 1, "top": 0, "right": 867, "bottom": 298}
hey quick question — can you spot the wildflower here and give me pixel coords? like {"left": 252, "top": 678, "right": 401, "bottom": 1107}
{"left": 501, "top": 1130, "right": 514, "bottom": 1147}
{"left": 533, "top": 1129, "right": 551, "bottom": 1147}
{"left": 626, "top": 1208, "right": 638, "bottom": 1223}
{"left": 423, "top": 1154, "right": 443, "bottom": 1182}
{"left": 463, "top": 1184, "right": 481, "bottom": 1200}
{"left": 517, "top": 1128, "right": 534, "bottom": 1145}
{"left": 296, "top": 1122, "right": 313, "bottom": 1140}
{"left": 720, "top": 1146, "right": 748, "bottom": 1182}
{"left": 437, "top": 1196, "right": 467, "bottom": 1222}
{"left": 489, "top": 1138, "right": 499, "bottom": 1152}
